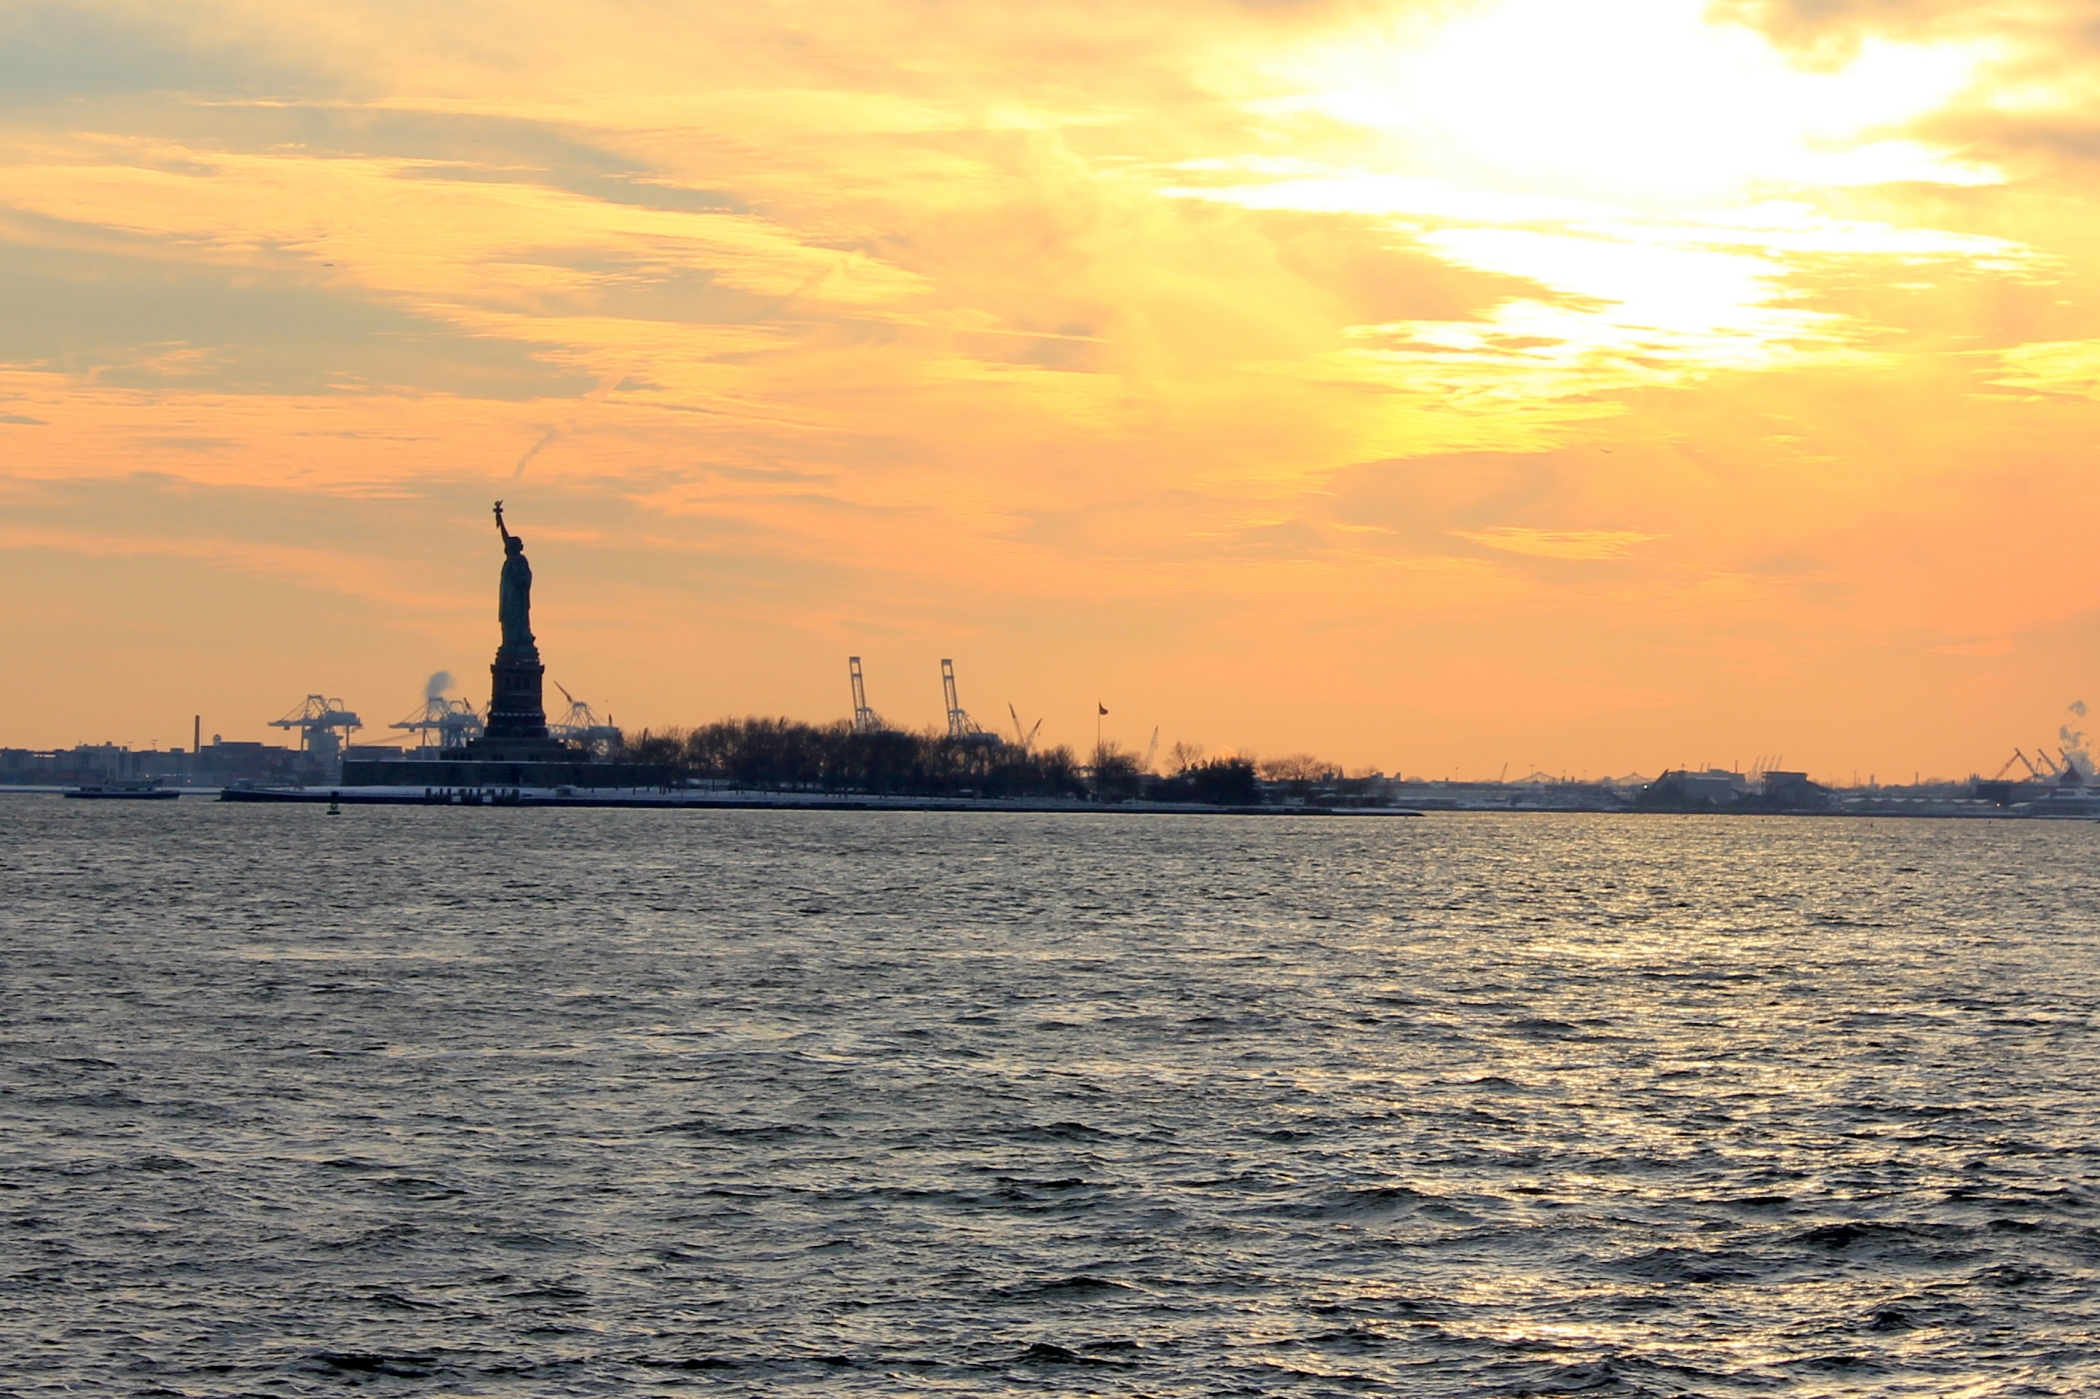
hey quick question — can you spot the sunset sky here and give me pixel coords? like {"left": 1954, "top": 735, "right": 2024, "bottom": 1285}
{"left": 6, "top": 0, "right": 2100, "bottom": 778}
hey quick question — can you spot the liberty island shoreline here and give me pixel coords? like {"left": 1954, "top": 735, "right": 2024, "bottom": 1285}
{"left": 3, "top": 778, "right": 2076, "bottom": 819}
{"left": 16, "top": 731, "right": 2089, "bottom": 820}
{"left": 17, "top": 504, "right": 2097, "bottom": 819}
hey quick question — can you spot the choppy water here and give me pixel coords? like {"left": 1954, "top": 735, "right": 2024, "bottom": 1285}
{"left": 5, "top": 800, "right": 2100, "bottom": 1395}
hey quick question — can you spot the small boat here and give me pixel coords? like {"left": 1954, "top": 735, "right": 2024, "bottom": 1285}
{"left": 65, "top": 781, "right": 181, "bottom": 800}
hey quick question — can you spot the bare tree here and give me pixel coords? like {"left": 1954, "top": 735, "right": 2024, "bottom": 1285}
{"left": 1089, "top": 741, "right": 1143, "bottom": 800}
{"left": 1258, "top": 753, "right": 1335, "bottom": 784}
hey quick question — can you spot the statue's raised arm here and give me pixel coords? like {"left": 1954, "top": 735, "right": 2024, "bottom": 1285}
{"left": 494, "top": 499, "right": 511, "bottom": 543}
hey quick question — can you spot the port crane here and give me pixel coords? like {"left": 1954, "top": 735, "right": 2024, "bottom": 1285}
{"left": 390, "top": 695, "right": 484, "bottom": 751}
{"left": 1008, "top": 702, "right": 1043, "bottom": 750}
{"left": 550, "top": 682, "right": 621, "bottom": 757}
{"left": 1998, "top": 748, "right": 2042, "bottom": 780}
{"left": 848, "top": 657, "right": 890, "bottom": 734}
{"left": 270, "top": 695, "right": 362, "bottom": 764}
{"left": 941, "top": 659, "right": 999, "bottom": 742}
{"left": 1989, "top": 747, "right": 2079, "bottom": 782}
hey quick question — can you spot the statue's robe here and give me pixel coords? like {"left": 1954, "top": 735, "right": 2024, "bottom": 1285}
{"left": 499, "top": 550, "right": 535, "bottom": 652}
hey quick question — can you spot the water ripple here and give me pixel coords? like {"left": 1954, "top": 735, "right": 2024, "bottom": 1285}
{"left": 4, "top": 800, "right": 2099, "bottom": 1394}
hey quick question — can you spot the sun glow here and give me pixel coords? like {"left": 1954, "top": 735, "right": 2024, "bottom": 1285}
{"left": 1163, "top": 0, "right": 2026, "bottom": 443}
{"left": 1267, "top": 0, "right": 1995, "bottom": 202}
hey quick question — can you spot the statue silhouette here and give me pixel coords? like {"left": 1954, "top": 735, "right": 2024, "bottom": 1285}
{"left": 494, "top": 500, "right": 535, "bottom": 653}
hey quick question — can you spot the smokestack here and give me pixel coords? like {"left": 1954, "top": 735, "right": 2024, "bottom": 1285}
{"left": 193, "top": 715, "right": 201, "bottom": 755}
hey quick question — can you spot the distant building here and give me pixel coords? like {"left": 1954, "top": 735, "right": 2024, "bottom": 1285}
{"left": 0, "top": 744, "right": 206, "bottom": 785}
{"left": 1637, "top": 768, "right": 1746, "bottom": 810}
{"left": 1756, "top": 770, "right": 1826, "bottom": 808}
{"left": 204, "top": 740, "right": 316, "bottom": 784}
{"left": 0, "top": 736, "right": 367, "bottom": 788}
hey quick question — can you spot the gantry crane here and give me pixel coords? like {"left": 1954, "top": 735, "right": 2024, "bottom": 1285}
{"left": 849, "top": 657, "right": 890, "bottom": 734}
{"left": 270, "top": 695, "right": 362, "bottom": 765}
{"left": 549, "top": 682, "right": 621, "bottom": 757}
{"left": 941, "top": 659, "right": 998, "bottom": 743}
{"left": 391, "top": 695, "right": 483, "bottom": 751}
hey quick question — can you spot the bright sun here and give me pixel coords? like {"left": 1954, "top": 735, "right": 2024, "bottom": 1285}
{"left": 1167, "top": 0, "right": 2023, "bottom": 448}
{"left": 1268, "top": 0, "right": 1992, "bottom": 204}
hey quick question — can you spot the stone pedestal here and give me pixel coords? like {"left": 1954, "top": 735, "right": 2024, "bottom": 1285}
{"left": 464, "top": 645, "right": 573, "bottom": 763}
{"left": 486, "top": 646, "right": 549, "bottom": 740}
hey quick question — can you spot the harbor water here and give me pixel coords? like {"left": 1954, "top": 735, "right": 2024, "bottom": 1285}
{"left": 4, "top": 799, "right": 2098, "bottom": 1395}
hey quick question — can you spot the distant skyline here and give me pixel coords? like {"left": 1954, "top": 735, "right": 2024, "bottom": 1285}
{"left": 5, "top": 0, "right": 2100, "bottom": 776}
{"left": 8, "top": 667, "right": 2091, "bottom": 794}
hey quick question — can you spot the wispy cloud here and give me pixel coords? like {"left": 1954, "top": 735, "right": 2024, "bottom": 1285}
{"left": 1454, "top": 527, "right": 1669, "bottom": 560}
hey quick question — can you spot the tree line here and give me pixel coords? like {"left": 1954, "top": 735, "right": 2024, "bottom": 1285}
{"left": 619, "top": 717, "right": 1263, "bottom": 803}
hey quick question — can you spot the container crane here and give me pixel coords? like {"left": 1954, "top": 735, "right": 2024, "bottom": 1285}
{"left": 849, "top": 657, "right": 889, "bottom": 734}
{"left": 549, "top": 682, "right": 621, "bottom": 757}
{"left": 270, "top": 695, "right": 362, "bottom": 766}
{"left": 391, "top": 695, "right": 483, "bottom": 751}
{"left": 941, "top": 659, "right": 999, "bottom": 743}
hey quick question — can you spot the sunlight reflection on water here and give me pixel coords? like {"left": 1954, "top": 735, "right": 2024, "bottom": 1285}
{"left": 4, "top": 800, "right": 2098, "bottom": 1395}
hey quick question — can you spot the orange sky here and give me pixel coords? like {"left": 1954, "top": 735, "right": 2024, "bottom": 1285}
{"left": 5, "top": 0, "right": 2100, "bottom": 779}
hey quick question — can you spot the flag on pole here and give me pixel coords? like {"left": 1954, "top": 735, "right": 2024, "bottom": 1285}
{"left": 1098, "top": 703, "right": 1108, "bottom": 716}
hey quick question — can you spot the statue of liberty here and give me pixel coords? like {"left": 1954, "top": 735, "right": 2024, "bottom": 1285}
{"left": 493, "top": 500, "right": 535, "bottom": 653}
